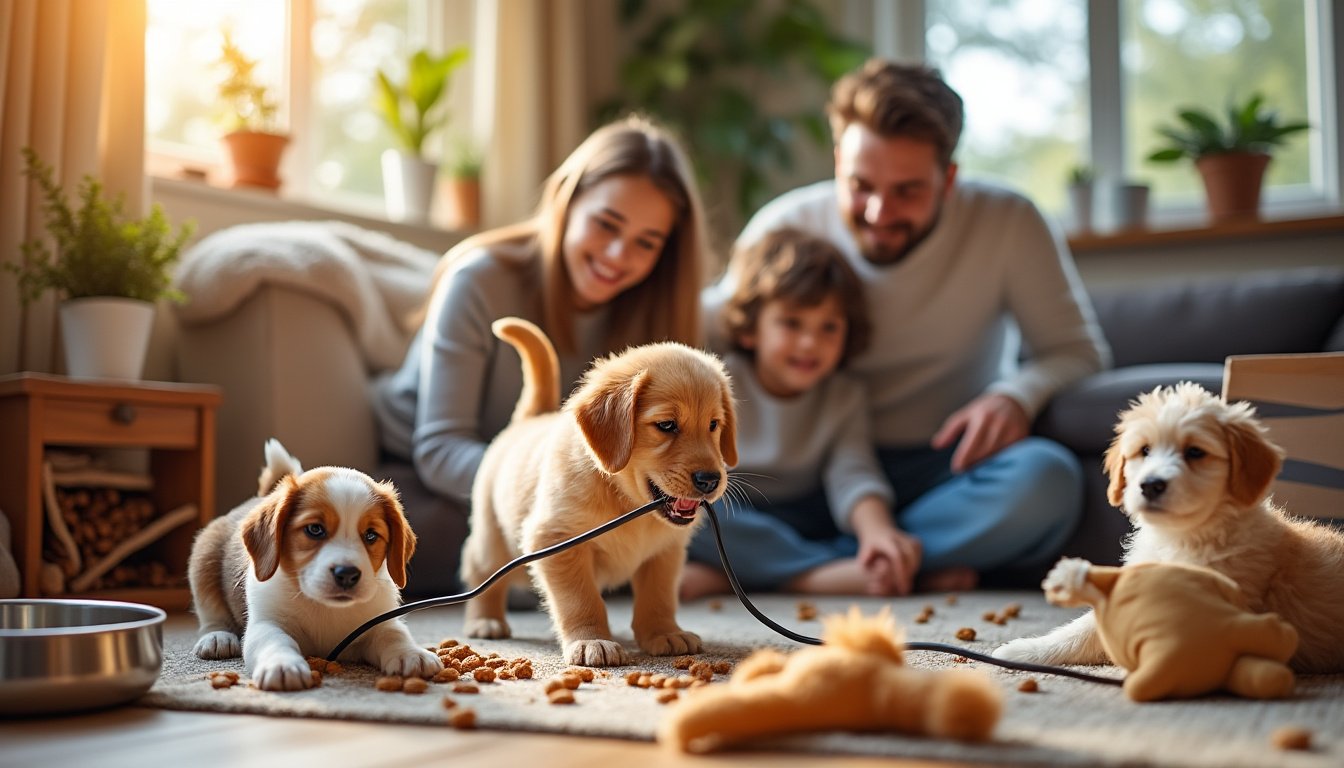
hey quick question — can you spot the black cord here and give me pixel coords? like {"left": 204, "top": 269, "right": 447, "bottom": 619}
{"left": 324, "top": 497, "right": 1124, "bottom": 687}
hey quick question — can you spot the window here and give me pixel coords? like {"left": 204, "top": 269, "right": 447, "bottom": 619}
{"left": 146, "top": 0, "right": 421, "bottom": 215}
{"left": 885, "top": 0, "right": 1339, "bottom": 226}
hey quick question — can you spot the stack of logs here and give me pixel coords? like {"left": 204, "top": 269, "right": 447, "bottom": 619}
{"left": 45, "top": 486, "right": 176, "bottom": 590}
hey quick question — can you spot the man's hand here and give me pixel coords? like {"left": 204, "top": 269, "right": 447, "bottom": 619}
{"left": 931, "top": 393, "right": 1031, "bottom": 472}
{"left": 850, "top": 498, "right": 921, "bottom": 596}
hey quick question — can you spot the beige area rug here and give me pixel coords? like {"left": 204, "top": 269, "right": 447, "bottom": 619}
{"left": 141, "top": 591, "right": 1344, "bottom": 767}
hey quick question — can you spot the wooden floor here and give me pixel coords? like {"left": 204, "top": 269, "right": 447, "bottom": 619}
{"left": 1, "top": 612, "right": 969, "bottom": 768}
{"left": 0, "top": 707, "right": 970, "bottom": 768}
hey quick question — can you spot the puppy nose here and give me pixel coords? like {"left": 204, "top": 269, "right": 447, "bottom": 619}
{"left": 691, "top": 470, "right": 720, "bottom": 495}
{"left": 1140, "top": 478, "right": 1167, "bottom": 500}
{"left": 331, "top": 565, "right": 361, "bottom": 589}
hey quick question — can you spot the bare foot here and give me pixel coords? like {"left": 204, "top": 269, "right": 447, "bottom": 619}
{"left": 785, "top": 559, "right": 872, "bottom": 595}
{"left": 916, "top": 566, "right": 979, "bottom": 593}
{"left": 679, "top": 562, "right": 732, "bottom": 601}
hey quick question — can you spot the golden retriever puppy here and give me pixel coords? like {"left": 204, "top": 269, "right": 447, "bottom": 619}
{"left": 995, "top": 382, "right": 1344, "bottom": 673}
{"left": 461, "top": 317, "right": 737, "bottom": 667}
{"left": 189, "top": 439, "right": 442, "bottom": 690}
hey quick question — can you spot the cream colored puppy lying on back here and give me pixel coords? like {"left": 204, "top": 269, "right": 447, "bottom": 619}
{"left": 188, "top": 439, "right": 441, "bottom": 690}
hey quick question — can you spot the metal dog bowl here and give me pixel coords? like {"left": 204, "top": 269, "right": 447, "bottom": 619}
{"left": 0, "top": 599, "right": 166, "bottom": 716}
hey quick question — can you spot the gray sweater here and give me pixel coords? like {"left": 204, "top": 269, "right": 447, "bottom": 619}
{"left": 372, "top": 245, "right": 610, "bottom": 502}
{"left": 706, "top": 179, "right": 1110, "bottom": 447}
{"left": 721, "top": 352, "right": 894, "bottom": 532}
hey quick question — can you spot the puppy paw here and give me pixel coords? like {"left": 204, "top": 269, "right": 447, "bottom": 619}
{"left": 252, "top": 654, "right": 317, "bottom": 691}
{"left": 193, "top": 631, "right": 241, "bottom": 660}
{"left": 465, "top": 617, "right": 511, "bottom": 639}
{"left": 381, "top": 646, "right": 443, "bottom": 679}
{"left": 1042, "top": 557, "right": 1091, "bottom": 605}
{"left": 993, "top": 637, "right": 1067, "bottom": 665}
{"left": 564, "top": 638, "right": 629, "bottom": 667}
{"left": 639, "top": 630, "right": 702, "bottom": 657}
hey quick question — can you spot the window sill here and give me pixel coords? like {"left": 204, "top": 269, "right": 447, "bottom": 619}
{"left": 149, "top": 174, "right": 471, "bottom": 255}
{"left": 1067, "top": 211, "right": 1344, "bottom": 255}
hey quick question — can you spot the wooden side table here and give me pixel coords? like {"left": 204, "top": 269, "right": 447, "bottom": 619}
{"left": 0, "top": 373, "right": 222, "bottom": 610}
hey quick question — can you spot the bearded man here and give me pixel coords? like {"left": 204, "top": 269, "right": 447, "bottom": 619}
{"left": 698, "top": 59, "right": 1111, "bottom": 595}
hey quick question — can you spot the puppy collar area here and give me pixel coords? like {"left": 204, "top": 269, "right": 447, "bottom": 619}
{"left": 324, "top": 500, "right": 1122, "bottom": 687}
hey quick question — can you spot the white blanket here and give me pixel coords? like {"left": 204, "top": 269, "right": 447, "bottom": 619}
{"left": 173, "top": 221, "right": 441, "bottom": 370}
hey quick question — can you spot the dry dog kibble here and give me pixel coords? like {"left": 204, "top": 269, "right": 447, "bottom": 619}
{"left": 566, "top": 667, "right": 596, "bottom": 683}
{"left": 945, "top": 594, "right": 959, "bottom": 606}
{"left": 1271, "top": 727, "right": 1312, "bottom": 751}
{"left": 448, "top": 708, "right": 477, "bottom": 729}
{"left": 451, "top": 682, "right": 480, "bottom": 694}
{"left": 656, "top": 690, "right": 679, "bottom": 704}
{"left": 710, "top": 660, "right": 733, "bottom": 675}
{"left": 447, "top": 646, "right": 474, "bottom": 661}
{"left": 558, "top": 672, "right": 583, "bottom": 689}
{"left": 707, "top": 599, "right": 723, "bottom": 612}
{"left": 982, "top": 611, "right": 997, "bottom": 622}
{"left": 458, "top": 654, "right": 485, "bottom": 671}
{"left": 509, "top": 662, "right": 534, "bottom": 680}
{"left": 484, "top": 657, "right": 508, "bottom": 669}
{"left": 403, "top": 677, "right": 430, "bottom": 694}
{"left": 955, "top": 627, "right": 977, "bottom": 641}
{"left": 497, "top": 669, "right": 516, "bottom": 681}
{"left": 1003, "top": 602, "right": 1022, "bottom": 618}
{"left": 472, "top": 667, "right": 497, "bottom": 683}
{"left": 438, "top": 638, "right": 459, "bottom": 649}
{"left": 310, "top": 669, "right": 323, "bottom": 687}
{"left": 441, "top": 696, "right": 457, "bottom": 709}
{"left": 625, "top": 671, "right": 644, "bottom": 686}
{"left": 375, "top": 675, "right": 404, "bottom": 692}
{"left": 433, "top": 667, "right": 462, "bottom": 683}
{"left": 206, "top": 670, "right": 240, "bottom": 689}
{"left": 796, "top": 601, "right": 818, "bottom": 621}
{"left": 687, "top": 661, "right": 714, "bottom": 682}
{"left": 953, "top": 656, "right": 970, "bottom": 664}
{"left": 991, "top": 614, "right": 1008, "bottom": 626}
{"left": 673, "top": 655, "right": 695, "bottom": 670}
{"left": 1018, "top": 678, "right": 1039, "bottom": 693}
{"left": 547, "top": 689, "right": 576, "bottom": 705}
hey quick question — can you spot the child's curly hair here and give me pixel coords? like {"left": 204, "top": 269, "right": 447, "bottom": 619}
{"left": 723, "top": 227, "right": 871, "bottom": 366}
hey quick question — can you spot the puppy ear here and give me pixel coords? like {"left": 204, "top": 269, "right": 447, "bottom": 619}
{"left": 1102, "top": 434, "right": 1127, "bottom": 508}
{"left": 375, "top": 480, "right": 416, "bottom": 589}
{"left": 1222, "top": 411, "right": 1285, "bottom": 507}
{"left": 241, "top": 476, "right": 301, "bottom": 581}
{"left": 572, "top": 369, "right": 647, "bottom": 474}
{"left": 718, "top": 378, "right": 739, "bottom": 469}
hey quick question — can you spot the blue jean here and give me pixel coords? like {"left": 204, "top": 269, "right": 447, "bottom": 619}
{"left": 687, "top": 436, "right": 1083, "bottom": 589}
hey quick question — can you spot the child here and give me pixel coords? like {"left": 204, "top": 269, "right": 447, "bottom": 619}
{"left": 681, "top": 227, "right": 920, "bottom": 599}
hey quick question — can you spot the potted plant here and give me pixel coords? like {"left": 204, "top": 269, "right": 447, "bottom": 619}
{"left": 1147, "top": 93, "right": 1309, "bottom": 222}
{"left": 216, "top": 31, "right": 289, "bottom": 190}
{"left": 1066, "top": 164, "right": 1095, "bottom": 234}
{"left": 4, "top": 147, "right": 195, "bottom": 380}
{"left": 374, "top": 46, "right": 470, "bottom": 223}
{"left": 442, "top": 136, "right": 482, "bottom": 231}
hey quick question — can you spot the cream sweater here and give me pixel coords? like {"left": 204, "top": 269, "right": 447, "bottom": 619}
{"left": 705, "top": 179, "right": 1110, "bottom": 447}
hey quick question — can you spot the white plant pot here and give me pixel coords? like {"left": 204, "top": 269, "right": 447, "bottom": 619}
{"left": 59, "top": 297, "right": 155, "bottom": 381}
{"left": 1067, "top": 182, "right": 1094, "bottom": 234}
{"left": 381, "top": 149, "right": 438, "bottom": 223}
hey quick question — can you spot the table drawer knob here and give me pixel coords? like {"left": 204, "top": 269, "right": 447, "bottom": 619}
{"left": 112, "top": 404, "right": 137, "bottom": 424}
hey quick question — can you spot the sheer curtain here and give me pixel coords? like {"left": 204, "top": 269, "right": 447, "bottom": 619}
{"left": 471, "top": 0, "right": 594, "bottom": 228}
{"left": 0, "top": 0, "right": 147, "bottom": 375}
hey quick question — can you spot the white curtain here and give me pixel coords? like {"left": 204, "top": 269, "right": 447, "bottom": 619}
{"left": 471, "top": 0, "right": 595, "bottom": 228}
{"left": 0, "top": 0, "right": 147, "bottom": 376}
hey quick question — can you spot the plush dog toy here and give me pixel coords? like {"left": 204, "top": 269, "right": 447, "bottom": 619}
{"left": 657, "top": 607, "right": 1002, "bottom": 753}
{"left": 1042, "top": 557, "right": 1299, "bottom": 702}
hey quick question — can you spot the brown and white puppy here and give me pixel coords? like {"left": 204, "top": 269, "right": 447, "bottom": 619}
{"left": 462, "top": 317, "right": 737, "bottom": 667}
{"left": 995, "top": 382, "right": 1344, "bottom": 673}
{"left": 188, "top": 439, "right": 441, "bottom": 690}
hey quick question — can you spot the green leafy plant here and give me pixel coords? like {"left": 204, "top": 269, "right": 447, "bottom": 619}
{"left": 375, "top": 47, "right": 471, "bottom": 158}
{"left": 4, "top": 147, "right": 195, "bottom": 306}
{"left": 215, "top": 30, "right": 282, "bottom": 133}
{"left": 1068, "top": 164, "right": 1095, "bottom": 185}
{"left": 1147, "top": 93, "right": 1310, "bottom": 163}
{"left": 596, "top": 0, "right": 870, "bottom": 220}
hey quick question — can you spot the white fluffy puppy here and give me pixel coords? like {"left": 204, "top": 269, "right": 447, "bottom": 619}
{"left": 188, "top": 439, "right": 441, "bottom": 690}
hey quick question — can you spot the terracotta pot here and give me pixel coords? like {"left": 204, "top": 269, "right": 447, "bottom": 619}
{"left": 221, "top": 131, "right": 290, "bottom": 190}
{"left": 444, "top": 176, "right": 481, "bottom": 231}
{"left": 1195, "top": 152, "right": 1271, "bottom": 223}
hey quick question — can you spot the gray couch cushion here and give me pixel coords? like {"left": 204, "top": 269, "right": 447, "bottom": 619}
{"left": 1090, "top": 268, "right": 1344, "bottom": 367}
{"left": 1035, "top": 363, "right": 1225, "bottom": 455}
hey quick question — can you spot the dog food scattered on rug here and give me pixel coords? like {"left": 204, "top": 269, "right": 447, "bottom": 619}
{"left": 956, "top": 627, "right": 977, "bottom": 641}
{"left": 796, "top": 601, "right": 818, "bottom": 621}
{"left": 205, "top": 671, "right": 240, "bottom": 689}
{"left": 1271, "top": 726, "right": 1312, "bottom": 751}
{"left": 547, "top": 689, "right": 576, "bottom": 705}
{"left": 945, "top": 593, "right": 959, "bottom": 606}
{"left": 447, "top": 708, "right": 477, "bottom": 728}
{"left": 708, "top": 599, "right": 723, "bottom": 612}
{"left": 1017, "top": 678, "right": 1039, "bottom": 693}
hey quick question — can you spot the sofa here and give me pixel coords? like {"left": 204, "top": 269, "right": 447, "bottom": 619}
{"left": 170, "top": 225, "right": 1344, "bottom": 596}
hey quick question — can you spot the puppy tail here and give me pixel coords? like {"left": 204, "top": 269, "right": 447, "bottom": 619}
{"left": 493, "top": 317, "right": 560, "bottom": 421}
{"left": 257, "top": 438, "right": 303, "bottom": 496}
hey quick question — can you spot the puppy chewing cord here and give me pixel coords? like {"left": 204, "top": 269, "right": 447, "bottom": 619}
{"left": 325, "top": 500, "right": 1123, "bottom": 686}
